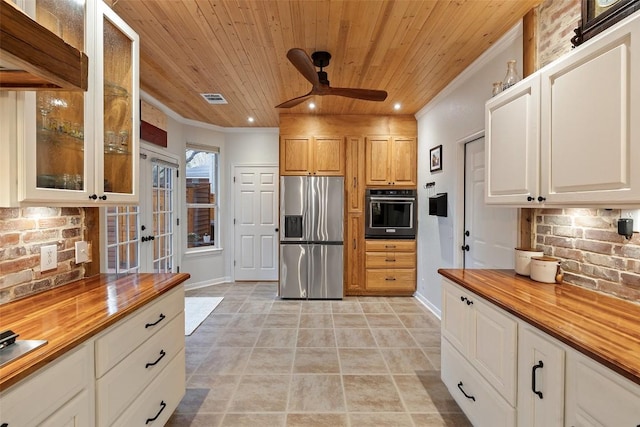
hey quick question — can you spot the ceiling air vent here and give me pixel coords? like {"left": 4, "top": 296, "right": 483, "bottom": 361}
{"left": 200, "top": 93, "right": 228, "bottom": 104}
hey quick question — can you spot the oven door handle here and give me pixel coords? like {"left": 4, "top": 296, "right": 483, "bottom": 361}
{"left": 368, "top": 197, "right": 416, "bottom": 201}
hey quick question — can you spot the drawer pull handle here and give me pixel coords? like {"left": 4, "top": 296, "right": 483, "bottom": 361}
{"left": 145, "top": 313, "right": 166, "bottom": 328}
{"left": 385, "top": 277, "right": 396, "bottom": 281}
{"left": 457, "top": 381, "right": 475, "bottom": 402}
{"left": 145, "top": 349, "right": 167, "bottom": 368}
{"left": 145, "top": 400, "right": 167, "bottom": 424}
{"left": 385, "top": 259, "right": 396, "bottom": 262}
{"left": 532, "top": 360, "right": 544, "bottom": 399}
{"left": 384, "top": 245, "right": 396, "bottom": 249}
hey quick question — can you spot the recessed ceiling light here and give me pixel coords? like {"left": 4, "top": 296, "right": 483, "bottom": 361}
{"left": 308, "top": 102, "right": 316, "bottom": 110}
{"left": 393, "top": 103, "right": 401, "bottom": 110}
{"left": 247, "top": 117, "right": 255, "bottom": 123}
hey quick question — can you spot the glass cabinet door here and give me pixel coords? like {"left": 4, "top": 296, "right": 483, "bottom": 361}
{"left": 22, "top": 0, "right": 94, "bottom": 202}
{"left": 98, "top": 4, "right": 139, "bottom": 203}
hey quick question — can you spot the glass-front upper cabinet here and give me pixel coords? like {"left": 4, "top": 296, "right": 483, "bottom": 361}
{"left": 7, "top": 0, "right": 139, "bottom": 206}
{"left": 20, "top": 0, "right": 94, "bottom": 203}
{"left": 96, "top": 3, "right": 139, "bottom": 203}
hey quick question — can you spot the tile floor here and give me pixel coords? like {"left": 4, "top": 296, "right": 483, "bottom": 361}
{"left": 167, "top": 282, "right": 471, "bottom": 427}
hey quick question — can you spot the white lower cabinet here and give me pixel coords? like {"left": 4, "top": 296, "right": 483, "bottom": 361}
{"left": 0, "top": 344, "right": 92, "bottom": 427}
{"left": 565, "top": 349, "right": 640, "bottom": 426}
{"left": 442, "top": 278, "right": 640, "bottom": 427}
{"left": 0, "top": 285, "right": 185, "bottom": 427}
{"left": 517, "top": 324, "right": 565, "bottom": 427}
{"left": 442, "top": 339, "right": 516, "bottom": 427}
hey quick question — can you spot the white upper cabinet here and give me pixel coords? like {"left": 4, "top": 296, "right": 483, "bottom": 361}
{"left": 540, "top": 13, "right": 640, "bottom": 205}
{"left": 486, "top": 12, "right": 640, "bottom": 207}
{"left": 0, "top": 1, "right": 139, "bottom": 207}
{"left": 486, "top": 74, "right": 540, "bottom": 205}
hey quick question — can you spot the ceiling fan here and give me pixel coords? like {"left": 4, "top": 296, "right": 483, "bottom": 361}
{"left": 275, "top": 48, "right": 388, "bottom": 108}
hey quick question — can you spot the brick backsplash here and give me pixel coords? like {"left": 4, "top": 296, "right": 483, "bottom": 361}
{"left": 535, "top": 208, "right": 640, "bottom": 301}
{"left": 0, "top": 207, "right": 86, "bottom": 304}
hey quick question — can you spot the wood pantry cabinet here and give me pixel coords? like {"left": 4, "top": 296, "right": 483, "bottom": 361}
{"left": 0, "top": 1, "right": 139, "bottom": 207}
{"left": 364, "top": 240, "right": 416, "bottom": 294}
{"left": 365, "top": 136, "right": 416, "bottom": 187}
{"left": 279, "top": 135, "right": 345, "bottom": 176}
{"left": 485, "top": 12, "right": 640, "bottom": 207}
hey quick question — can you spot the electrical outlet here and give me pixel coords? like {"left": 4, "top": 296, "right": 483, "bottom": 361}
{"left": 75, "top": 241, "right": 89, "bottom": 264}
{"left": 40, "top": 244, "right": 57, "bottom": 272}
{"left": 621, "top": 209, "right": 640, "bottom": 232}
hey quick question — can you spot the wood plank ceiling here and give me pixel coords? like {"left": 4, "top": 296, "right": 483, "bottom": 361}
{"left": 111, "top": 0, "right": 540, "bottom": 128}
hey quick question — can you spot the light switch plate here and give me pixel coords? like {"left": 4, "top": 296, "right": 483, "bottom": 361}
{"left": 40, "top": 245, "right": 57, "bottom": 271}
{"left": 621, "top": 209, "right": 640, "bottom": 232}
{"left": 75, "top": 241, "right": 89, "bottom": 264}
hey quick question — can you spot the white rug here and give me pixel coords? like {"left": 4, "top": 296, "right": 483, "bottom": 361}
{"left": 184, "top": 297, "right": 223, "bottom": 335}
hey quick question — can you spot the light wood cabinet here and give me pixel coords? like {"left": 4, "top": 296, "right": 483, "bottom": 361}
{"left": 279, "top": 135, "right": 345, "bottom": 176}
{"left": 345, "top": 213, "right": 365, "bottom": 294}
{"left": 364, "top": 240, "right": 416, "bottom": 294}
{"left": 517, "top": 324, "right": 565, "bottom": 427}
{"left": 485, "top": 12, "right": 640, "bottom": 207}
{"left": 365, "top": 136, "right": 416, "bottom": 187}
{"left": 565, "top": 348, "right": 640, "bottom": 426}
{"left": 0, "top": 1, "right": 139, "bottom": 207}
{"left": 346, "top": 135, "right": 365, "bottom": 213}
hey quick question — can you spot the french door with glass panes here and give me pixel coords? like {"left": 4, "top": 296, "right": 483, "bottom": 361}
{"left": 104, "top": 150, "right": 178, "bottom": 273}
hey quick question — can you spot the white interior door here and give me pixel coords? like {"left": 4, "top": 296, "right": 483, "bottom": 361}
{"left": 234, "top": 166, "right": 279, "bottom": 281}
{"left": 463, "top": 137, "right": 517, "bottom": 268}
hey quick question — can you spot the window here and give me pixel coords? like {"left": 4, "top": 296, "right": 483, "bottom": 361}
{"left": 105, "top": 206, "right": 140, "bottom": 273}
{"left": 185, "top": 145, "right": 219, "bottom": 249}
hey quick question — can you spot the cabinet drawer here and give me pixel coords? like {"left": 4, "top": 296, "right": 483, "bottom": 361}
{"left": 0, "top": 345, "right": 90, "bottom": 427}
{"left": 96, "top": 311, "right": 185, "bottom": 426}
{"left": 112, "top": 348, "right": 186, "bottom": 427}
{"left": 95, "top": 285, "right": 184, "bottom": 377}
{"left": 365, "top": 268, "right": 415, "bottom": 289}
{"left": 365, "top": 240, "right": 415, "bottom": 252}
{"left": 366, "top": 251, "right": 415, "bottom": 268}
{"left": 442, "top": 339, "right": 515, "bottom": 427}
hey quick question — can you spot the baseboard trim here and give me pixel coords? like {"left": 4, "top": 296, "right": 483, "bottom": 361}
{"left": 414, "top": 292, "right": 441, "bottom": 320}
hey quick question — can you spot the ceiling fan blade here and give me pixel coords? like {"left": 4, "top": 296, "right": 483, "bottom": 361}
{"left": 286, "top": 48, "right": 320, "bottom": 87}
{"left": 326, "top": 87, "right": 388, "bottom": 102}
{"left": 275, "top": 91, "right": 314, "bottom": 108}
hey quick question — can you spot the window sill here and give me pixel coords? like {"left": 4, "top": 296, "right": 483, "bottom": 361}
{"left": 185, "top": 246, "right": 224, "bottom": 257}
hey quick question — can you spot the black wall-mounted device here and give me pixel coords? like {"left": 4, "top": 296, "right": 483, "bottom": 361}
{"left": 428, "top": 193, "right": 448, "bottom": 217}
{"left": 618, "top": 218, "right": 634, "bottom": 239}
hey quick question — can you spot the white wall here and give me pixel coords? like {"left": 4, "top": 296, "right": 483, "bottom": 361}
{"left": 140, "top": 93, "right": 278, "bottom": 289}
{"left": 414, "top": 24, "right": 523, "bottom": 316}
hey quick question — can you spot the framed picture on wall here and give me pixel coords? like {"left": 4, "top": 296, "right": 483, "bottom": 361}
{"left": 572, "top": 0, "right": 640, "bottom": 46}
{"left": 430, "top": 145, "right": 442, "bottom": 172}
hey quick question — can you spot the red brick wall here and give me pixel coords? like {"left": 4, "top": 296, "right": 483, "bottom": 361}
{"left": 0, "top": 207, "right": 85, "bottom": 303}
{"left": 538, "top": 0, "right": 581, "bottom": 67}
{"left": 535, "top": 209, "right": 640, "bottom": 300}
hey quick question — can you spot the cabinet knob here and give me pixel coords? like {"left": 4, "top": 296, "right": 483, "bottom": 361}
{"left": 89, "top": 194, "right": 98, "bottom": 200}
{"left": 537, "top": 196, "right": 546, "bottom": 202}
{"left": 461, "top": 245, "right": 470, "bottom": 251}
{"left": 527, "top": 196, "right": 535, "bottom": 202}
{"left": 99, "top": 195, "right": 107, "bottom": 201}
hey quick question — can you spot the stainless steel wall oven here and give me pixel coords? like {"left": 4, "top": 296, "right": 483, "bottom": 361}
{"left": 365, "top": 189, "right": 417, "bottom": 239}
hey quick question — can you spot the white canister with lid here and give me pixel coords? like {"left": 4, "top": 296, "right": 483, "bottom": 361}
{"left": 514, "top": 248, "right": 544, "bottom": 276}
{"left": 530, "top": 256, "right": 561, "bottom": 283}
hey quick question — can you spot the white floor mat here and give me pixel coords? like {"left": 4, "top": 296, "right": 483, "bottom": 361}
{"left": 184, "top": 297, "right": 223, "bottom": 335}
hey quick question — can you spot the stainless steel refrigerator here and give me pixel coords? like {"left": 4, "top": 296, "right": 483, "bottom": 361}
{"left": 279, "top": 176, "right": 344, "bottom": 299}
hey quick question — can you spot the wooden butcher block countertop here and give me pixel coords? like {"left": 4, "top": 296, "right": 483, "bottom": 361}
{"left": 438, "top": 269, "right": 640, "bottom": 386}
{"left": 0, "top": 273, "right": 190, "bottom": 391}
